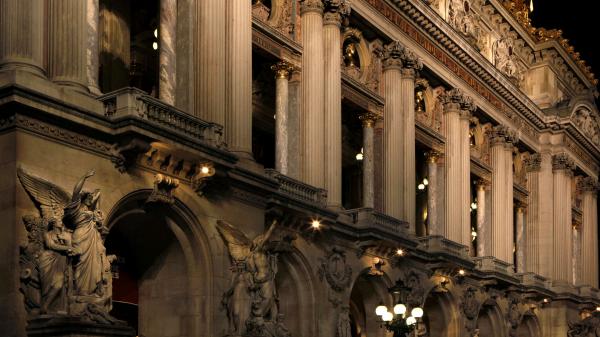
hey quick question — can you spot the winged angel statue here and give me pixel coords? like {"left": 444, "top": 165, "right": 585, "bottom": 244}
{"left": 216, "top": 219, "right": 291, "bottom": 337}
{"left": 18, "top": 167, "right": 119, "bottom": 324}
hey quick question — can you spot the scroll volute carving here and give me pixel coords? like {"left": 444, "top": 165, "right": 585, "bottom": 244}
{"left": 469, "top": 117, "right": 493, "bottom": 164}
{"left": 415, "top": 79, "right": 444, "bottom": 134}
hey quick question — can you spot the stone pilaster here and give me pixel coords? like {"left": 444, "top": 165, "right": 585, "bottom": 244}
{"left": 476, "top": 180, "right": 488, "bottom": 257}
{"left": 300, "top": 0, "right": 325, "bottom": 188}
{"left": 460, "top": 98, "right": 475, "bottom": 246}
{"left": 159, "top": 0, "right": 177, "bottom": 105}
{"left": 551, "top": 153, "right": 575, "bottom": 284}
{"left": 86, "top": 0, "right": 101, "bottom": 94}
{"left": 195, "top": 0, "right": 226, "bottom": 124}
{"left": 226, "top": 0, "right": 252, "bottom": 157}
{"left": 580, "top": 176, "right": 598, "bottom": 287}
{"left": 323, "top": 0, "right": 349, "bottom": 207}
{"left": 515, "top": 204, "right": 526, "bottom": 273}
{"left": 0, "top": 0, "right": 44, "bottom": 75}
{"left": 426, "top": 151, "right": 440, "bottom": 236}
{"left": 272, "top": 61, "right": 294, "bottom": 175}
{"left": 48, "top": 0, "right": 89, "bottom": 92}
{"left": 399, "top": 48, "right": 422, "bottom": 231}
{"left": 360, "top": 112, "right": 378, "bottom": 209}
{"left": 382, "top": 41, "right": 404, "bottom": 220}
{"left": 489, "top": 125, "right": 518, "bottom": 264}
{"left": 439, "top": 88, "right": 464, "bottom": 243}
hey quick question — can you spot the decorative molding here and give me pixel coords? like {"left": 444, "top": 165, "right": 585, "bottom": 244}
{"left": 146, "top": 174, "right": 179, "bottom": 205}
{"left": 318, "top": 247, "right": 353, "bottom": 306}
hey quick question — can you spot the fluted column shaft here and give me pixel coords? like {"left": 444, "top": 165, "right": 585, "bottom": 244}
{"left": 159, "top": 0, "right": 177, "bottom": 105}
{"left": 551, "top": 154, "right": 574, "bottom": 284}
{"left": 572, "top": 224, "right": 581, "bottom": 285}
{"left": 505, "top": 143, "right": 514, "bottom": 263}
{"left": 361, "top": 115, "right": 376, "bottom": 209}
{"left": 196, "top": 0, "right": 226, "bottom": 124}
{"left": 516, "top": 205, "right": 525, "bottom": 273}
{"left": 525, "top": 154, "right": 542, "bottom": 274}
{"left": 300, "top": 1, "right": 325, "bottom": 188}
{"left": 272, "top": 62, "right": 292, "bottom": 175}
{"left": 401, "top": 69, "right": 417, "bottom": 230}
{"left": 382, "top": 51, "right": 403, "bottom": 220}
{"left": 48, "top": 0, "right": 88, "bottom": 92}
{"left": 323, "top": 10, "right": 343, "bottom": 207}
{"left": 581, "top": 178, "right": 598, "bottom": 287}
{"left": 86, "top": 0, "right": 101, "bottom": 94}
{"left": 490, "top": 140, "right": 507, "bottom": 261}
{"left": 459, "top": 110, "right": 472, "bottom": 246}
{"left": 287, "top": 69, "right": 302, "bottom": 180}
{"left": 0, "top": 0, "right": 44, "bottom": 75}
{"left": 225, "top": 0, "right": 252, "bottom": 156}
{"left": 476, "top": 181, "right": 487, "bottom": 256}
{"left": 426, "top": 152, "right": 439, "bottom": 235}
{"left": 443, "top": 103, "right": 461, "bottom": 242}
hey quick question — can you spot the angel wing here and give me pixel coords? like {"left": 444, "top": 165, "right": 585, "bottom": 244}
{"left": 216, "top": 220, "right": 252, "bottom": 263}
{"left": 17, "top": 166, "right": 72, "bottom": 220}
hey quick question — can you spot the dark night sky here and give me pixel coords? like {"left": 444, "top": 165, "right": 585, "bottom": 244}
{"left": 528, "top": 0, "right": 598, "bottom": 92}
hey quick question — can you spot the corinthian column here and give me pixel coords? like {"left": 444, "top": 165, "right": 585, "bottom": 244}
{"left": 399, "top": 48, "right": 423, "bottom": 231}
{"left": 439, "top": 89, "right": 464, "bottom": 242}
{"left": 48, "top": 0, "right": 89, "bottom": 92}
{"left": 551, "top": 153, "right": 575, "bottom": 284}
{"left": 300, "top": 0, "right": 325, "bottom": 188}
{"left": 360, "top": 112, "right": 378, "bottom": 209}
{"left": 525, "top": 154, "right": 541, "bottom": 274}
{"left": 489, "top": 125, "right": 518, "bottom": 264}
{"left": 323, "top": 0, "right": 349, "bottom": 207}
{"left": 382, "top": 42, "right": 403, "bottom": 220}
{"left": 459, "top": 98, "right": 475, "bottom": 246}
{"left": 580, "top": 177, "right": 598, "bottom": 287}
{"left": 272, "top": 61, "right": 294, "bottom": 175}
{"left": 226, "top": 0, "right": 252, "bottom": 157}
{"left": 195, "top": 0, "right": 225, "bottom": 124}
{"left": 159, "top": 0, "right": 177, "bottom": 105}
{"left": 476, "top": 180, "right": 488, "bottom": 257}
{"left": 86, "top": 0, "right": 101, "bottom": 94}
{"left": 426, "top": 151, "right": 440, "bottom": 235}
{"left": 0, "top": 0, "right": 44, "bottom": 75}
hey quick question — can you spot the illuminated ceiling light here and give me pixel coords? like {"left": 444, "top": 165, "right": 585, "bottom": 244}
{"left": 311, "top": 219, "right": 321, "bottom": 229}
{"left": 471, "top": 202, "right": 477, "bottom": 210}
{"left": 356, "top": 147, "right": 364, "bottom": 161}
{"left": 152, "top": 42, "right": 158, "bottom": 50}
{"left": 396, "top": 248, "right": 404, "bottom": 256}
{"left": 394, "top": 304, "right": 407, "bottom": 315}
{"left": 423, "top": 178, "right": 429, "bottom": 186}
{"left": 382, "top": 311, "right": 394, "bottom": 322}
{"left": 201, "top": 166, "right": 210, "bottom": 175}
{"left": 411, "top": 307, "right": 424, "bottom": 318}
{"left": 154, "top": 28, "right": 158, "bottom": 38}
{"left": 458, "top": 269, "right": 466, "bottom": 276}
{"left": 543, "top": 298, "right": 549, "bottom": 303}
{"left": 418, "top": 183, "right": 425, "bottom": 190}
{"left": 406, "top": 316, "right": 416, "bottom": 326}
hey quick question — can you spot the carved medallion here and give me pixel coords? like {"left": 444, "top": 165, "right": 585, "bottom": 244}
{"left": 318, "top": 248, "right": 353, "bottom": 293}
{"left": 461, "top": 287, "right": 479, "bottom": 320}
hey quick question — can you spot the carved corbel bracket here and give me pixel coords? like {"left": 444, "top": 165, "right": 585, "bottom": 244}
{"left": 147, "top": 174, "right": 179, "bottom": 205}
{"left": 110, "top": 138, "right": 151, "bottom": 173}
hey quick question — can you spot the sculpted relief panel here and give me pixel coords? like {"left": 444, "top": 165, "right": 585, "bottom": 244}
{"left": 415, "top": 78, "right": 444, "bottom": 134}
{"left": 18, "top": 167, "right": 125, "bottom": 326}
{"left": 572, "top": 106, "right": 600, "bottom": 148}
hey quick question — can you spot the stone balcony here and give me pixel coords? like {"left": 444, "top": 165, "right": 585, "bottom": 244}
{"left": 264, "top": 169, "right": 327, "bottom": 206}
{"left": 343, "top": 208, "right": 409, "bottom": 236}
{"left": 418, "top": 235, "right": 470, "bottom": 259}
{"left": 99, "top": 87, "right": 226, "bottom": 149}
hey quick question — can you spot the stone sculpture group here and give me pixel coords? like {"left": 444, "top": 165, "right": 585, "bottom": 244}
{"left": 18, "top": 167, "right": 121, "bottom": 325}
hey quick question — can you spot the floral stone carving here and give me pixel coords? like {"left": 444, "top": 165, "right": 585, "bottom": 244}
{"left": 17, "top": 167, "right": 127, "bottom": 326}
{"left": 318, "top": 247, "right": 353, "bottom": 306}
{"left": 217, "top": 219, "right": 291, "bottom": 337}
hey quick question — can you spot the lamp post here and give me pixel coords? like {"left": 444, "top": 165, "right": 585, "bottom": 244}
{"left": 375, "top": 279, "right": 425, "bottom": 337}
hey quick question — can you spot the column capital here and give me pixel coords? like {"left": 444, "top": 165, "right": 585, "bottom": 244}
{"left": 382, "top": 41, "right": 404, "bottom": 70}
{"left": 578, "top": 176, "right": 599, "bottom": 193}
{"left": 476, "top": 179, "right": 490, "bottom": 190}
{"left": 489, "top": 125, "right": 518, "bottom": 146}
{"left": 439, "top": 88, "right": 466, "bottom": 113}
{"left": 552, "top": 153, "right": 576, "bottom": 173}
{"left": 359, "top": 111, "right": 381, "bottom": 128}
{"left": 525, "top": 153, "right": 542, "bottom": 172}
{"left": 382, "top": 41, "right": 423, "bottom": 72}
{"left": 323, "top": 0, "right": 350, "bottom": 26}
{"left": 459, "top": 96, "right": 476, "bottom": 120}
{"left": 271, "top": 61, "right": 295, "bottom": 79}
{"left": 426, "top": 151, "right": 440, "bottom": 163}
{"left": 300, "top": 0, "right": 324, "bottom": 15}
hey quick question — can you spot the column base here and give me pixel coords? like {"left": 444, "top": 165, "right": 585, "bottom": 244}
{"left": 0, "top": 61, "right": 46, "bottom": 78}
{"left": 27, "top": 315, "right": 135, "bottom": 337}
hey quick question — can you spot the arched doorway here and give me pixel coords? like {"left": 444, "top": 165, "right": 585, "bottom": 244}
{"left": 105, "top": 191, "right": 211, "bottom": 337}
{"left": 422, "top": 290, "right": 459, "bottom": 337}
{"left": 516, "top": 313, "right": 541, "bottom": 337}
{"left": 475, "top": 302, "right": 506, "bottom": 337}
{"left": 348, "top": 272, "right": 393, "bottom": 337}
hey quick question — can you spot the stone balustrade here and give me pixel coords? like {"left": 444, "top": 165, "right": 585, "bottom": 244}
{"left": 343, "top": 207, "right": 409, "bottom": 235}
{"left": 265, "top": 169, "right": 327, "bottom": 206}
{"left": 417, "top": 235, "right": 470, "bottom": 258}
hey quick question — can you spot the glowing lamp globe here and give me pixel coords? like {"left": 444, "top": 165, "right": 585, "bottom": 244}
{"left": 411, "top": 307, "right": 424, "bottom": 318}
{"left": 375, "top": 304, "right": 387, "bottom": 316}
{"left": 382, "top": 311, "right": 394, "bottom": 322}
{"left": 406, "top": 316, "right": 417, "bottom": 326}
{"left": 393, "top": 304, "right": 406, "bottom": 315}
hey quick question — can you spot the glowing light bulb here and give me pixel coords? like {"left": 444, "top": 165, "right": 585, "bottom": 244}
{"left": 529, "top": 0, "right": 533, "bottom": 12}
{"left": 356, "top": 152, "right": 363, "bottom": 161}
{"left": 596, "top": 306, "right": 600, "bottom": 311}
{"left": 152, "top": 42, "right": 158, "bottom": 50}
{"left": 396, "top": 249, "right": 404, "bottom": 256}
{"left": 458, "top": 269, "right": 466, "bottom": 276}
{"left": 394, "top": 304, "right": 407, "bottom": 315}
{"left": 154, "top": 28, "right": 158, "bottom": 38}
{"left": 311, "top": 219, "right": 321, "bottom": 229}
{"left": 382, "top": 311, "right": 394, "bottom": 322}
{"left": 418, "top": 183, "right": 425, "bottom": 190}
{"left": 471, "top": 202, "right": 477, "bottom": 210}
{"left": 423, "top": 178, "right": 429, "bottom": 186}
{"left": 406, "top": 316, "right": 417, "bottom": 326}
{"left": 376, "top": 304, "right": 388, "bottom": 316}
{"left": 201, "top": 166, "right": 210, "bottom": 174}
{"left": 411, "top": 307, "right": 424, "bottom": 318}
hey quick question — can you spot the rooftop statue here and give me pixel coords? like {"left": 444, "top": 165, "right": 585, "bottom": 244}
{"left": 18, "top": 167, "right": 122, "bottom": 325}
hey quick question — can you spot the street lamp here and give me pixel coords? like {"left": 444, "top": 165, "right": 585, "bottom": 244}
{"left": 375, "top": 279, "right": 425, "bottom": 336}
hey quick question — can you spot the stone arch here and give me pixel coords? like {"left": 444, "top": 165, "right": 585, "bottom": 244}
{"left": 348, "top": 269, "right": 394, "bottom": 337}
{"left": 476, "top": 300, "right": 507, "bottom": 337}
{"left": 516, "top": 312, "right": 541, "bottom": 337}
{"left": 422, "top": 288, "right": 460, "bottom": 337}
{"left": 274, "top": 242, "right": 319, "bottom": 337}
{"left": 104, "top": 189, "right": 213, "bottom": 337}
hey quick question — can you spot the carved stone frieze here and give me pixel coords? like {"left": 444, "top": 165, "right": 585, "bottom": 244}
{"left": 318, "top": 247, "right": 353, "bottom": 306}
